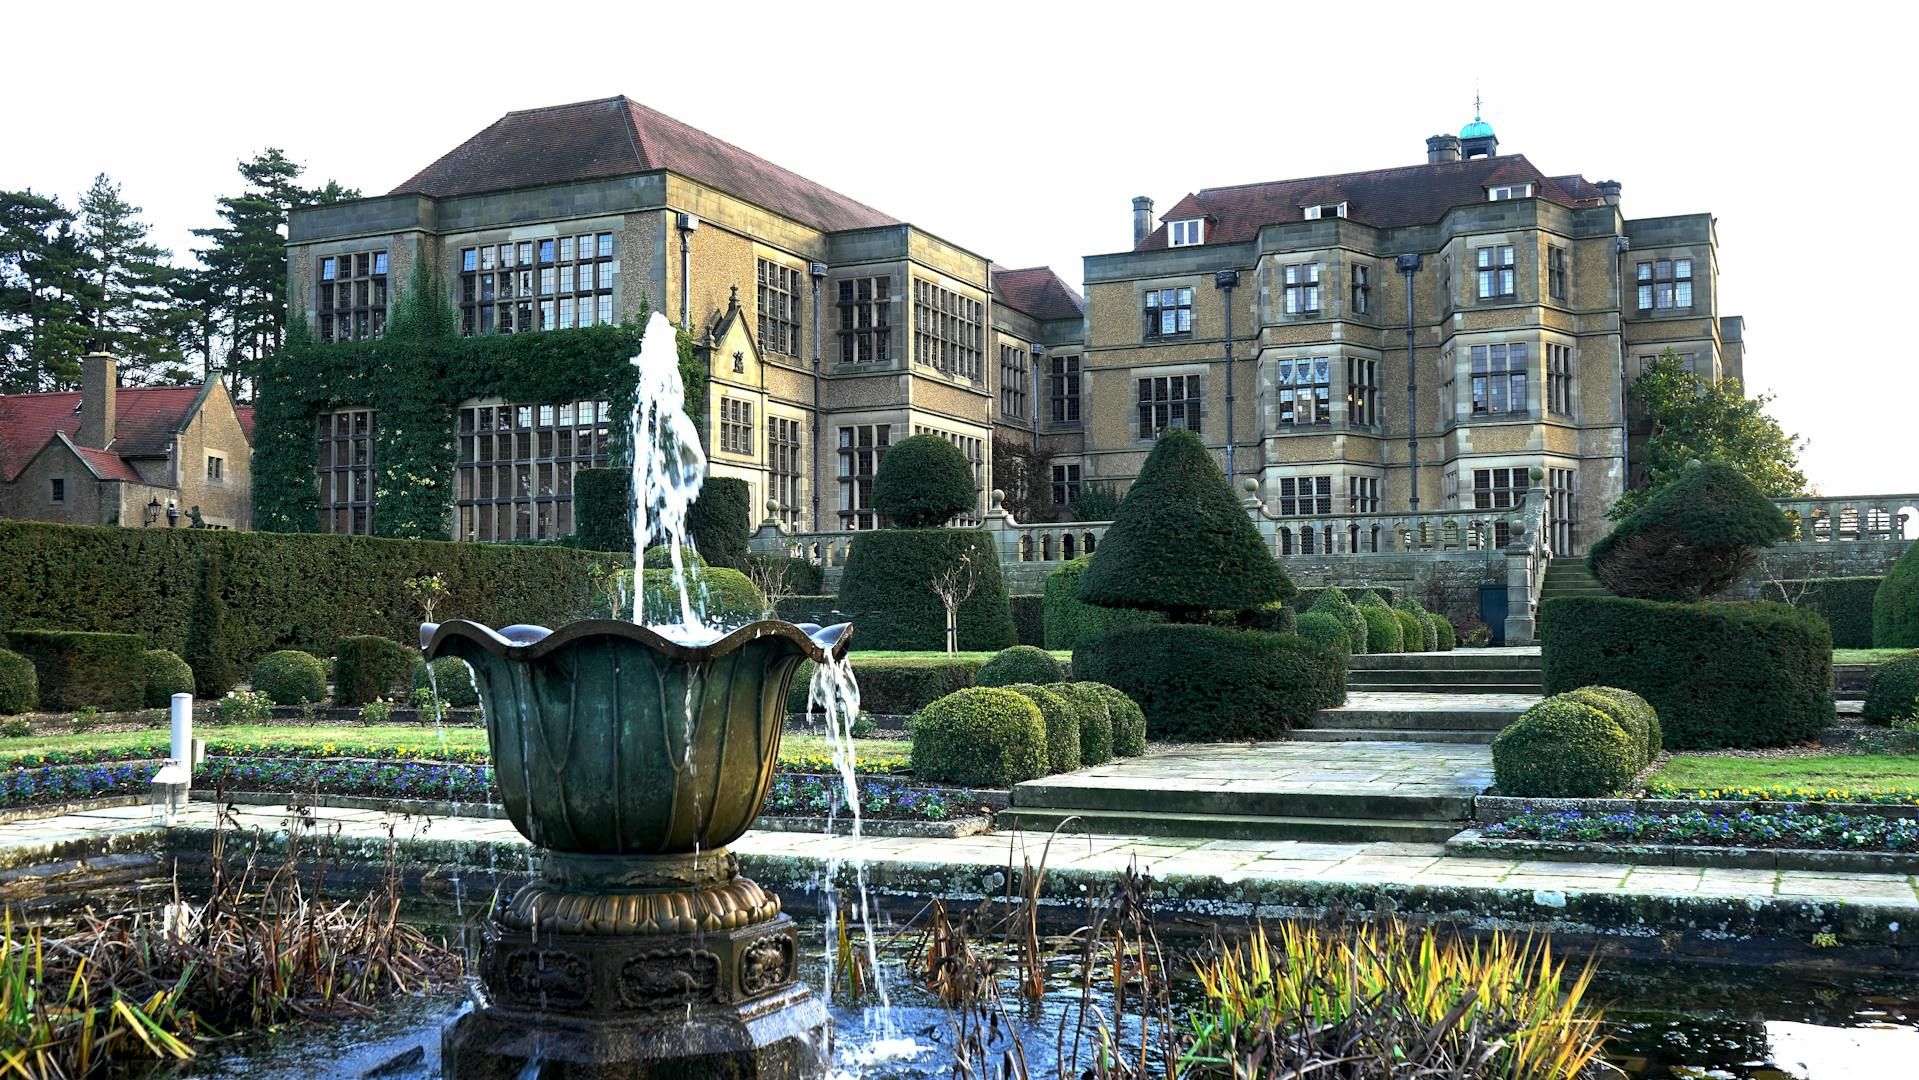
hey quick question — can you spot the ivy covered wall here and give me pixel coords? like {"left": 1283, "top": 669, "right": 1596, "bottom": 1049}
{"left": 254, "top": 267, "right": 706, "bottom": 539}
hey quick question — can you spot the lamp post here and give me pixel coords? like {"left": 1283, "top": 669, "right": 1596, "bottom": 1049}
{"left": 1214, "top": 269, "right": 1241, "bottom": 479}
{"left": 809, "top": 261, "right": 826, "bottom": 532}
{"left": 1394, "top": 254, "right": 1423, "bottom": 512}
{"left": 144, "top": 497, "right": 161, "bottom": 527}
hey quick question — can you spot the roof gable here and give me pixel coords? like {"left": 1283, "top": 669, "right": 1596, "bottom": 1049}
{"left": 0, "top": 384, "right": 203, "bottom": 482}
{"left": 992, "top": 266, "right": 1085, "bottom": 322}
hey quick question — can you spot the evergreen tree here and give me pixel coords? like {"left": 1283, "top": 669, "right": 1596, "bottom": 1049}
{"left": 183, "top": 547, "right": 237, "bottom": 698}
{"left": 75, "top": 173, "right": 190, "bottom": 382}
{"left": 1613, "top": 348, "right": 1805, "bottom": 519}
{"left": 0, "top": 189, "right": 91, "bottom": 391}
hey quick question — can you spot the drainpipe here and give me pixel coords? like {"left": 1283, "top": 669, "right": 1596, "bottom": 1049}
{"left": 1613, "top": 235, "right": 1632, "bottom": 493}
{"left": 1214, "top": 270, "right": 1240, "bottom": 479}
{"left": 1395, "top": 254, "right": 1423, "bottom": 512}
{"left": 809, "top": 261, "right": 826, "bottom": 531}
{"left": 1029, "top": 344, "right": 1043, "bottom": 441}
{"left": 675, "top": 213, "right": 700, "bottom": 329}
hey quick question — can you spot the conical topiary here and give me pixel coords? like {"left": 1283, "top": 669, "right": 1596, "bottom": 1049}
{"left": 1075, "top": 429, "right": 1291, "bottom": 619}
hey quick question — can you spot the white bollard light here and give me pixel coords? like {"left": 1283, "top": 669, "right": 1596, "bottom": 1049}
{"left": 170, "top": 692, "right": 193, "bottom": 764}
{"left": 151, "top": 693, "right": 195, "bottom": 825}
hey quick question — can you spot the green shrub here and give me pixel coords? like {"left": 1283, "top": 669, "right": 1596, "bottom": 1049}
{"left": 1358, "top": 605, "right": 1403, "bottom": 653}
{"left": 871, "top": 435, "right": 979, "bottom": 528}
{"left": 1863, "top": 654, "right": 1919, "bottom": 724}
{"left": 1206, "top": 601, "right": 1297, "bottom": 635}
{"left": 1042, "top": 556, "right": 1160, "bottom": 650}
{"left": 787, "top": 656, "right": 984, "bottom": 715}
{"left": 1560, "top": 686, "right": 1662, "bottom": 769}
{"left": 1086, "top": 683, "right": 1147, "bottom": 757}
{"left": 774, "top": 595, "right": 842, "bottom": 626}
{"left": 1075, "top": 429, "right": 1292, "bottom": 618}
{"left": 636, "top": 566, "right": 766, "bottom": 629}
{"left": 1492, "top": 697, "right": 1641, "bottom": 797}
{"left": 1429, "top": 613, "right": 1456, "bottom": 652}
{"left": 214, "top": 689, "right": 273, "bottom": 725}
{"left": 4, "top": 630, "right": 146, "bottom": 711}
{"left": 183, "top": 546, "right": 236, "bottom": 698}
{"left": 0, "top": 650, "right": 37, "bottom": 715}
{"left": 250, "top": 650, "right": 329, "bottom": 705}
{"left": 1002, "top": 683, "right": 1082, "bottom": 774}
{"left": 909, "top": 687, "right": 1047, "bottom": 786}
{"left": 332, "top": 636, "right": 421, "bottom": 706}
{"left": 1292, "top": 586, "right": 1393, "bottom": 613}
{"left": 744, "top": 553, "right": 824, "bottom": 596}
{"left": 141, "top": 650, "right": 194, "bottom": 708}
{"left": 1394, "top": 599, "right": 1439, "bottom": 651}
{"left": 687, "top": 477, "right": 752, "bottom": 569}
{"left": 412, "top": 655, "right": 479, "bottom": 709}
{"left": 1, "top": 718, "right": 29, "bottom": 738}
{"left": 571, "top": 467, "right": 631, "bottom": 553}
{"left": 1074, "top": 624, "right": 1345, "bottom": 742}
{"left": 1304, "top": 588, "right": 1367, "bottom": 654}
{"left": 1875, "top": 542, "right": 1919, "bottom": 648}
{"left": 976, "top": 645, "right": 1065, "bottom": 687}
{"left": 1761, "top": 577, "right": 1881, "bottom": 650}
{"left": 1392, "top": 609, "right": 1428, "bottom": 653}
{"left": 1540, "top": 596, "right": 1831, "bottom": 749}
{"left": 1009, "top": 595, "right": 1046, "bottom": 647}
{"left": 1048, "top": 682, "right": 1114, "bottom": 765}
{"left": 835, "top": 529, "right": 1015, "bottom": 651}
{"left": 1295, "top": 611, "right": 1353, "bottom": 659}
{"left": 361, "top": 697, "right": 394, "bottom": 724}
{"left": 1588, "top": 461, "right": 1792, "bottom": 601}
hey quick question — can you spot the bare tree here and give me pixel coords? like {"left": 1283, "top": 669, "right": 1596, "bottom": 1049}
{"left": 745, "top": 556, "right": 796, "bottom": 619}
{"left": 929, "top": 551, "right": 981, "bottom": 654}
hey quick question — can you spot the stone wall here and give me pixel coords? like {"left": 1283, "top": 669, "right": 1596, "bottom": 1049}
{"left": 1725, "top": 540, "right": 1915, "bottom": 599}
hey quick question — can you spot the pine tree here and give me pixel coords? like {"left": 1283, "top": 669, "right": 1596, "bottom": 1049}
{"left": 0, "top": 189, "right": 91, "bottom": 391}
{"left": 75, "top": 173, "right": 190, "bottom": 382}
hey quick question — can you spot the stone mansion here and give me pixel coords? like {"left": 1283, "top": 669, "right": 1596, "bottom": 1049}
{"left": 286, "top": 98, "right": 1742, "bottom": 555}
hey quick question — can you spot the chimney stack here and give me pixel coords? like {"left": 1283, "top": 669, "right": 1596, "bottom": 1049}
{"left": 1132, "top": 196, "right": 1154, "bottom": 247}
{"left": 1426, "top": 135, "right": 1462, "bottom": 164}
{"left": 1596, "top": 180, "right": 1623, "bottom": 207}
{"left": 78, "top": 353, "right": 117, "bottom": 448}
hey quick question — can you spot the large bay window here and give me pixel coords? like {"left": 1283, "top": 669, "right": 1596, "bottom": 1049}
{"left": 456, "top": 401, "right": 610, "bottom": 541}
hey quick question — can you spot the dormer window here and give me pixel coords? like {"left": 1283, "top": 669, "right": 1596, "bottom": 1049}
{"left": 1302, "top": 202, "right": 1348, "bottom": 220}
{"left": 1487, "top": 184, "right": 1534, "bottom": 201}
{"left": 1168, "top": 219, "right": 1206, "bottom": 247}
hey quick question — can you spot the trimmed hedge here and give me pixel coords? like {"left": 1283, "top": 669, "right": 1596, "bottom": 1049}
{"left": 4, "top": 630, "right": 146, "bottom": 712}
{"left": 835, "top": 529, "right": 1016, "bottom": 651}
{"left": 787, "top": 656, "right": 984, "bottom": 716}
{"left": 1358, "top": 605, "right": 1403, "bottom": 653}
{"left": 251, "top": 650, "right": 329, "bottom": 705}
{"left": 1087, "top": 683, "right": 1148, "bottom": 757}
{"left": 1295, "top": 611, "right": 1353, "bottom": 658}
{"left": 571, "top": 467, "right": 631, "bottom": 553}
{"left": 1761, "top": 577, "right": 1882, "bottom": 650}
{"left": 636, "top": 567, "right": 766, "bottom": 629}
{"left": 1395, "top": 599, "right": 1439, "bottom": 651}
{"left": 1492, "top": 696, "right": 1641, "bottom": 797}
{"left": 184, "top": 546, "right": 236, "bottom": 697}
{"left": 1293, "top": 586, "right": 1392, "bottom": 612}
{"left": 0, "top": 650, "right": 36, "bottom": 715}
{"left": 413, "top": 656, "right": 480, "bottom": 709}
{"left": 1049, "top": 682, "right": 1114, "bottom": 765}
{"left": 332, "top": 636, "right": 421, "bottom": 706}
{"left": 1560, "top": 686, "right": 1662, "bottom": 769}
{"left": 1392, "top": 609, "right": 1428, "bottom": 654}
{"left": 1863, "top": 654, "right": 1919, "bottom": 725}
{"left": 1003, "top": 683, "right": 1082, "bottom": 774}
{"left": 871, "top": 435, "right": 979, "bottom": 528}
{"left": 0, "top": 521, "right": 601, "bottom": 670}
{"left": 977, "top": 645, "right": 1065, "bottom": 687}
{"left": 1073, "top": 624, "right": 1346, "bottom": 742}
{"left": 687, "top": 477, "right": 752, "bottom": 569}
{"left": 909, "top": 687, "right": 1047, "bottom": 787}
{"left": 1304, "top": 587, "right": 1367, "bottom": 655}
{"left": 1876, "top": 541, "right": 1919, "bottom": 648}
{"left": 1010, "top": 595, "right": 1046, "bottom": 647}
{"left": 1539, "top": 596, "right": 1832, "bottom": 749}
{"left": 1588, "top": 461, "right": 1792, "bottom": 602}
{"left": 1429, "top": 613, "right": 1456, "bottom": 652}
{"left": 142, "top": 650, "right": 194, "bottom": 708}
{"left": 1042, "top": 556, "right": 1160, "bottom": 650}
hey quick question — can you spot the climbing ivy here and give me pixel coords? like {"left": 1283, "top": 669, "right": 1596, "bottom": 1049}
{"left": 254, "top": 265, "right": 706, "bottom": 539}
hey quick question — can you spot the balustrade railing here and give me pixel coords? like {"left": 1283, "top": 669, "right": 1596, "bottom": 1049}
{"left": 1771, "top": 494, "right": 1919, "bottom": 544}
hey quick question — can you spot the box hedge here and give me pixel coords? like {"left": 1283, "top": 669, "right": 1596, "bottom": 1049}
{"left": 4, "top": 629, "right": 147, "bottom": 711}
{"left": 1863, "top": 653, "right": 1919, "bottom": 724}
{"left": 1303, "top": 588, "right": 1367, "bottom": 655}
{"left": 251, "top": 650, "right": 329, "bottom": 705}
{"left": 413, "top": 656, "right": 481, "bottom": 709}
{"left": 1295, "top": 611, "right": 1353, "bottom": 659}
{"left": 571, "top": 467, "right": 631, "bottom": 553}
{"left": 1539, "top": 596, "right": 1832, "bottom": 749}
{"left": 976, "top": 645, "right": 1065, "bottom": 687}
{"left": 634, "top": 567, "right": 766, "bottom": 628}
{"left": 332, "top": 635, "right": 421, "bottom": 706}
{"left": 834, "top": 529, "right": 1016, "bottom": 652}
{"left": 1492, "top": 696, "right": 1641, "bottom": 797}
{"left": 1875, "top": 541, "right": 1919, "bottom": 648}
{"left": 1587, "top": 460, "right": 1792, "bottom": 602}
{"left": 142, "top": 650, "right": 194, "bottom": 708}
{"left": 1429, "top": 613, "right": 1456, "bottom": 652}
{"left": 1086, "top": 683, "right": 1148, "bottom": 757}
{"left": 0, "top": 650, "right": 37, "bottom": 715}
{"left": 1358, "top": 605, "right": 1403, "bottom": 653}
{"left": 1009, "top": 595, "right": 1046, "bottom": 647}
{"left": 1392, "top": 609, "right": 1429, "bottom": 653}
{"left": 1002, "top": 683, "right": 1082, "bottom": 774}
{"left": 1042, "top": 556, "right": 1160, "bottom": 650}
{"left": 909, "top": 687, "right": 1047, "bottom": 787}
{"left": 1292, "top": 586, "right": 1393, "bottom": 612}
{"left": 1048, "top": 682, "right": 1114, "bottom": 765}
{"left": 1761, "top": 577, "right": 1882, "bottom": 649}
{"left": 787, "top": 655, "right": 984, "bottom": 716}
{"left": 872, "top": 434, "right": 980, "bottom": 528}
{"left": 1073, "top": 623, "right": 1345, "bottom": 742}
{"left": 1559, "top": 686, "right": 1662, "bottom": 769}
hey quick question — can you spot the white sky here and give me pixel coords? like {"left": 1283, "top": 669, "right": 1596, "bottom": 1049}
{"left": 6, "top": 0, "right": 1910, "bottom": 497}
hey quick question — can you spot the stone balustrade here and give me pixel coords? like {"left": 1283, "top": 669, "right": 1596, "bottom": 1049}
{"left": 1771, "top": 494, "right": 1919, "bottom": 544}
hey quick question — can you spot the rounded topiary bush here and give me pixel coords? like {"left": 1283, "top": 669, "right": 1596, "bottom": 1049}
{"left": 1492, "top": 697, "right": 1641, "bottom": 797}
{"left": 910, "top": 687, "right": 1047, "bottom": 786}
{"left": 1875, "top": 542, "right": 1919, "bottom": 648}
{"left": 871, "top": 434, "right": 979, "bottom": 528}
{"left": 1395, "top": 600, "right": 1439, "bottom": 651}
{"left": 1295, "top": 611, "right": 1353, "bottom": 658}
{"left": 1392, "top": 609, "right": 1428, "bottom": 653}
{"left": 333, "top": 636, "right": 420, "bottom": 706}
{"left": 977, "top": 645, "right": 1065, "bottom": 687}
{"left": 1003, "top": 683, "right": 1082, "bottom": 774}
{"left": 1430, "top": 613, "right": 1456, "bottom": 652}
{"left": 1357, "top": 605, "right": 1403, "bottom": 653}
{"left": 251, "top": 650, "right": 329, "bottom": 705}
{"left": 0, "top": 649, "right": 36, "bottom": 715}
{"left": 1306, "top": 588, "right": 1367, "bottom": 654}
{"left": 1049, "top": 682, "right": 1115, "bottom": 765}
{"left": 638, "top": 567, "right": 766, "bottom": 629}
{"left": 1560, "top": 686, "right": 1662, "bottom": 768}
{"left": 1075, "top": 624, "right": 1345, "bottom": 742}
{"left": 1588, "top": 461, "right": 1793, "bottom": 602}
{"left": 1863, "top": 653, "right": 1919, "bottom": 724}
{"left": 1086, "top": 683, "right": 1147, "bottom": 757}
{"left": 412, "top": 656, "right": 479, "bottom": 709}
{"left": 142, "top": 650, "right": 195, "bottom": 708}
{"left": 5, "top": 630, "right": 147, "bottom": 711}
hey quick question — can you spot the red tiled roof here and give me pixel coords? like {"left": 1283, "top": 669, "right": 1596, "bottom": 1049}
{"left": 234, "top": 405, "right": 255, "bottom": 443}
{"left": 0, "top": 385, "right": 202, "bottom": 482}
{"left": 1136, "top": 155, "right": 1607, "bottom": 249}
{"left": 992, "top": 266, "right": 1085, "bottom": 322}
{"left": 66, "top": 440, "right": 144, "bottom": 483}
{"left": 392, "top": 96, "right": 900, "bottom": 234}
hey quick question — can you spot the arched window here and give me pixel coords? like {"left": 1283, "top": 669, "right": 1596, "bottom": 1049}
{"left": 1062, "top": 533, "right": 1078, "bottom": 560}
{"left": 1085, "top": 533, "right": 1099, "bottom": 554}
{"left": 1278, "top": 527, "right": 1294, "bottom": 555}
{"left": 1301, "top": 527, "right": 1317, "bottom": 555}
{"left": 1020, "top": 535, "right": 1034, "bottom": 561}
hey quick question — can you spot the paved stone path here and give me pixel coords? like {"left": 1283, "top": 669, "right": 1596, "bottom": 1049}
{"left": 1037, "top": 740, "right": 1493, "bottom": 800}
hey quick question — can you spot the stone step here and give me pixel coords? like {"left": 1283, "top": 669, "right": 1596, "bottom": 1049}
{"left": 1349, "top": 652, "right": 1541, "bottom": 671}
{"left": 1349, "top": 668, "right": 1543, "bottom": 685}
{"left": 995, "top": 806, "right": 1463, "bottom": 844}
{"left": 1010, "top": 778, "right": 1473, "bottom": 821}
{"left": 1348, "top": 682, "right": 1543, "bottom": 695}
{"left": 1289, "top": 728, "right": 1497, "bottom": 745}
{"left": 1300, "top": 707, "right": 1515, "bottom": 732}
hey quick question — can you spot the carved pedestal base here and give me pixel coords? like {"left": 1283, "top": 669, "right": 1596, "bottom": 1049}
{"left": 443, "top": 914, "right": 829, "bottom": 1079}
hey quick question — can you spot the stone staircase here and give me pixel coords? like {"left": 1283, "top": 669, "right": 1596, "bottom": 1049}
{"left": 1294, "top": 650, "right": 1543, "bottom": 744}
{"left": 1344, "top": 651, "right": 1544, "bottom": 696}
{"left": 1538, "top": 558, "right": 1608, "bottom": 604}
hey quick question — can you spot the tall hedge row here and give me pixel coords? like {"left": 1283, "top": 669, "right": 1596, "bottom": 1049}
{"left": 1876, "top": 541, "right": 1919, "bottom": 648}
{"left": 0, "top": 520, "right": 600, "bottom": 668}
{"left": 1761, "top": 577, "right": 1882, "bottom": 649}
{"left": 1540, "top": 596, "right": 1832, "bottom": 749}
{"left": 1042, "top": 556, "right": 1160, "bottom": 650}
{"left": 833, "top": 529, "right": 1016, "bottom": 651}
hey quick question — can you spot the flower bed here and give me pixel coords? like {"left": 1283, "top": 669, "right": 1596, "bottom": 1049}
{"left": 763, "top": 773, "right": 982, "bottom": 821}
{"left": 1483, "top": 807, "right": 1919, "bottom": 852}
{"left": 1643, "top": 783, "right": 1919, "bottom": 806}
{"left": 0, "top": 762, "right": 157, "bottom": 806}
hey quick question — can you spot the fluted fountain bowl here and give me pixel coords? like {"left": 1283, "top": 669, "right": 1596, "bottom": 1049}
{"left": 423, "top": 618, "right": 851, "bottom": 857}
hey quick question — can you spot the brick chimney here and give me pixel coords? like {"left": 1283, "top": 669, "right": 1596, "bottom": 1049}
{"left": 1132, "top": 196, "right": 1154, "bottom": 247}
{"left": 78, "top": 353, "right": 117, "bottom": 448}
{"left": 1426, "top": 134, "right": 1462, "bottom": 164}
{"left": 1596, "top": 180, "right": 1623, "bottom": 207}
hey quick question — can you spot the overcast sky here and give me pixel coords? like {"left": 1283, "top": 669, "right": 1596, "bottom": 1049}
{"left": 7, "top": 1, "right": 1909, "bottom": 497}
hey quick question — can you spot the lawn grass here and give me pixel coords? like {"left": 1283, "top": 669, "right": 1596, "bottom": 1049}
{"left": 1834, "top": 647, "right": 1916, "bottom": 666}
{"left": 1647, "top": 753, "right": 1919, "bottom": 800}
{"left": 848, "top": 650, "right": 1072, "bottom": 661}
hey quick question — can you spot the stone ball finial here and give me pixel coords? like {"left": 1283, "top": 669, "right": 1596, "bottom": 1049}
{"left": 990, "top": 488, "right": 1005, "bottom": 503}
{"left": 1528, "top": 465, "right": 1545, "bottom": 482}
{"left": 765, "top": 499, "right": 780, "bottom": 513}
